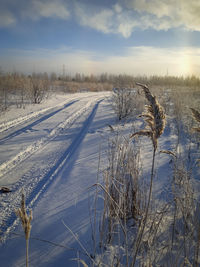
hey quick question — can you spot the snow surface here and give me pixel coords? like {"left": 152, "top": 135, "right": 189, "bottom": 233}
{"left": 0, "top": 91, "right": 117, "bottom": 266}
{"left": 0, "top": 91, "right": 196, "bottom": 266}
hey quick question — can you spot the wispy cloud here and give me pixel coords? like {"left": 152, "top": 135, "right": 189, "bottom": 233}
{"left": 75, "top": 3, "right": 114, "bottom": 34}
{"left": 1, "top": 0, "right": 200, "bottom": 36}
{"left": 74, "top": 2, "right": 140, "bottom": 38}
{"left": 0, "top": 0, "right": 70, "bottom": 27}
{"left": 1, "top": 46, "right": 200, "bottom": 76}
{"left": 0, "top": 10, "right": 16, "bottom": 28}
{"left": 124, "top": 0, "right": 200, "bottom": 31}
{"left": 29, "top": 0, "right": 70, "bottom": 20}
{"left": 74, "top": 0, "right": 200, "bottom": 38}
{"left": 87, "top": 46, "right": 200, "bottom": 76}
{"left": 0, "top": 47, "right": 96, "bottom": 74}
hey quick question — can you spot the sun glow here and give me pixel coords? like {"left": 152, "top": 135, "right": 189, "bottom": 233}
{"left": 179, "top": 53, "right": 191, "bottom": 76}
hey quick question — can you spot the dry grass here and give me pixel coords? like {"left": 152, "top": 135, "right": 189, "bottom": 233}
{"left": 15, "top": 192, "right": 32, "bottom": 267}
{"left": 129, "top": 83, "right": 166, "bottom": 266}
{"left": 190, "top": 107, "right": 200, "bottom": 165}
{"left": 99, "top": 136, "right": 141, "bottom": 236}
{"left": 95, "top": 83, "right": 200, "bottom": 266}
{"left": 13, "top": 82, "right": 200, "bottom": 266}
{"left": 190, "top": 108, "right": 200, "bottom": 133}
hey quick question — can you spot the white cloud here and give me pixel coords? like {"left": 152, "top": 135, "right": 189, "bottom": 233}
{"left": 74, "top": 0, "right": 200, "bottom": 38}
{"left": 75, "top": 3, "right": 114, "bottom": 34}
{"left": 125, "top": 0, "right": 200, "bottom": 31}
{"left": 75, "top": 2, "right": 139, "bottom": 38}
{"left": 0, "top": 10, "right": 16, "bottom": 27}
{"left": 0, "top": 0, "right": 70, "bottom": 25}
{"left": 126, "top": 0, "right": 171, "bottom": 18}
{"left": 1, "top": 0, "right": 200, "bottom": 36}
{"left": 114, "top": 4, "right": 122, "bottom": 13}
{"left": 32, "top": 0, "right": 70, "bottom": 20}
{"left": 115, "top": 8, "right": 140, "bottom": 38}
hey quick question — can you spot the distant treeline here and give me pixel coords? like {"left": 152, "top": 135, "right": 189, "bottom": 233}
{"left": 0, "top": 70, "right": 200, "bottom": 111}
{"left": 52, "top": 72, "right": 200, "bottom": 87}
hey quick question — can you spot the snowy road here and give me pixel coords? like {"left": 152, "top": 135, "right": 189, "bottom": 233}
{"left": 0, "top": 92, "right": 115, "bottom": 266}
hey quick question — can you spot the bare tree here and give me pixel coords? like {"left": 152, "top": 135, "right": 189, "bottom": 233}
{"left": 112, "top": 88, "right": 134, "bottom": 120}
{"left": 0, "top": 73, "right": 12, "bottom": 111}
{"left": 29, "top": 73, "right": 49, "bottom": 104}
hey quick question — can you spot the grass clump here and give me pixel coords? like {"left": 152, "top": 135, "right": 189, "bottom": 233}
{"left": 95, "top": 83, "right": 200, "bottom": 266}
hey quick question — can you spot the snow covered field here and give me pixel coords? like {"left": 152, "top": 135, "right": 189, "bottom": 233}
{"left": 0, "top": 91, "right": 116, "bottom": 266}
{"left": 0, "top": 90, "right": 199, "bottom": 266}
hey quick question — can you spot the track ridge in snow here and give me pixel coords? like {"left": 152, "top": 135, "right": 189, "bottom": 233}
{"left": 0, "top": 100, "right": 78, "bottom": 144}
{"left": 0, "top": 96, "right": 80, "bottom": 133}
{"left": 0, "top": 93, "right": 103, "bottom": 134}
{"left": 28, "top": 99, "right": 102, "bottom": 208}
{"left": 0, "top": 97, "right": 102, "bottom": 179}
{"left": 0, "top": 99, "right": 102, "bottom": 242}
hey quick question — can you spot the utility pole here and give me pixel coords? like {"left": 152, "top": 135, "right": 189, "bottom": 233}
{"left": 62, "top": 64, "right": 66, "bottom": 90}
{"left": 63, "top": 64, "right": 65, "bottom": 79}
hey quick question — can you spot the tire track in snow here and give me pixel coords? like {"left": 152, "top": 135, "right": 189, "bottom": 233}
{"left": 0, "top": 98, "right": 101, "bottom": 179}
{"left": 0, "top": 98, "right": 77, "bottom": 134}
{"left": 0, "top": 100, "right": 78, "bottom": 144}
{"left": 0, "top": 93, "right": 103, "bottom": 134}
{"left": 0, "top": 98, "right": 102, "bottom": 242}
{"left": 28, "top": 99, "right": 102, "bottom": 207}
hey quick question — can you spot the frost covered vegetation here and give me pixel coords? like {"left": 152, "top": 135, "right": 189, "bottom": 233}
{"left": 1, "top": 71, "right": 200, "bottom": 112}
{"left": 0, "top": 71, "right": 200, "bottom": 266}
{"left": 91, "top": 83, "right": 200, "bottom": 266}
{"left": 15, "top": 192, "right": 32, "bottom": 267}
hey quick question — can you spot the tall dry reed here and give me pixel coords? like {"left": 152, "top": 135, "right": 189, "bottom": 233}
{"left": 131, "top": 83, "right": 166, "bottom": 266}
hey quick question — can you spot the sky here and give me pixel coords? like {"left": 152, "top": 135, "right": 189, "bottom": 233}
{"left": 0, "top": 0, "right": 200, "bottom": 76}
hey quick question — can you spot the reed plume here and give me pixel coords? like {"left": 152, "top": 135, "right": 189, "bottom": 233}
{"left": 16, "top": 192, "right": 33, "bottom": 267}
{"left": 131, "top": 82, "right": 166, "bottom": 150}
{"left": 131, "top": 83, "right": 166, "bottom": 266}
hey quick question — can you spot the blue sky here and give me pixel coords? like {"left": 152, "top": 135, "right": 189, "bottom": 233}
{"left": 0, "top": 0, "right": 200, "bottom": 76}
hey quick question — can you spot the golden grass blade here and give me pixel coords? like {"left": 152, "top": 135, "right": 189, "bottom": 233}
{"left": 130, "top": 130, "right": 152, "bottom": 139}
{"left": 160, "top": 150, "right": 176, "bottom": 158}
{"left": 192, "top": 127, "right": 200, "bottom": 133}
